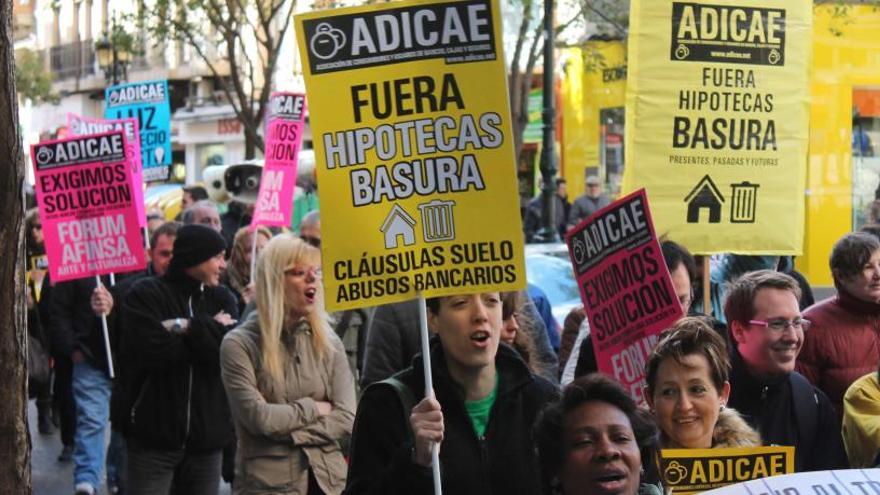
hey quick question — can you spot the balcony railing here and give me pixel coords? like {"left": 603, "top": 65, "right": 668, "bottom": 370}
{"left": 48, "top": 39, "right": 96, "bottom": 81}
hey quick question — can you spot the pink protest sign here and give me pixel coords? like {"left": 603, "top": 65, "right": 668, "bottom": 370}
{"left": 251, "top": 93, "right": 306, "bottom": 228}
{"left": 31, "top": 131, "right": 147, "bottom": 282}
{"left": 68, "top": 113, "right": 146, "bottom": 228}
{"left": 565, "top": 189, "right": 683, "bottom": 402}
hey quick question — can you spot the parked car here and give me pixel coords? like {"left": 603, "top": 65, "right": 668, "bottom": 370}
{"left": 524, "top": 243, "right": 581, "bottom": 328}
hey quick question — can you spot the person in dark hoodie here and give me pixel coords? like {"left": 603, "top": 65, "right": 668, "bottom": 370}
{"left": 121, "top": 224, "right": 239, "bottom": 495}
{"left": 345, "top": 292, "right": 558, "bottom": 494}
{"left": 724, "top": 269, "right": 848, "bottom": 472}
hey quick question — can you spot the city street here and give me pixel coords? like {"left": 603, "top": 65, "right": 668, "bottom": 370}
{"left": 29, "top": 401, "right": 232, "bottom": 495}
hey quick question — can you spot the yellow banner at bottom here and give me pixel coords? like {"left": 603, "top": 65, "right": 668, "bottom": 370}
{"left": 660, "top": 446, "right": 795, "bottom": 494}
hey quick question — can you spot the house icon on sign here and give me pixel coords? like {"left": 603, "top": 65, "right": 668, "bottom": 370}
{"left": 684, "top": 175, "right": 724, "bottom": 224}
{"left": 380, "top": 204, "right": 417, "bottom": 249}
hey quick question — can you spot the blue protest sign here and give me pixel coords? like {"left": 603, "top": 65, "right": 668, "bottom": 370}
{"left": 105, "top": 80, "right": 171, "bottom": 182}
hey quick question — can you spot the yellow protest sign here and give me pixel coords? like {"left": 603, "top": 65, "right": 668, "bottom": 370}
{"left": 660, "top": 446, "right": 795, "bottom": 494}
{"left": 622, "top": 1, "right": 812, "bottom": 254}
{"left": 296, "top": 0, "right": 525, "bottom": 311}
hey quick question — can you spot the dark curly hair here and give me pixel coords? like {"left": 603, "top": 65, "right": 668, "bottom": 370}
{"left": 534, "top": 374, "right": 658, "bottom": 494}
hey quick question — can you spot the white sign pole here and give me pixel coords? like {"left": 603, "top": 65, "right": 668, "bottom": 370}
{"left": 95, "top": 275, "right": 115, "bottom": 379}
{"left": 417, "top": 292, "right": 442, "bottom": 495}
{"left": 250, "top": 231, "right": 258, "bottom": 285}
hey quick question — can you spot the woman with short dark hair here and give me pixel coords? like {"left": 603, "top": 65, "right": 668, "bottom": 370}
{"left": 799, "top": 231, "right": 880, "bottom": 420}
{"left": 645, "top": 318, "right": 760, "bottom": 450}
{"left": 535, "top": 374, "right": 660, "bottom": 495}
{"left": 500, "top": 291, "right": 539, "bottom": 372}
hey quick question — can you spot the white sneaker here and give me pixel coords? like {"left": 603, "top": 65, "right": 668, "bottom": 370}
{"left": 74, "top": 482, "right": 95, "bottom": 495}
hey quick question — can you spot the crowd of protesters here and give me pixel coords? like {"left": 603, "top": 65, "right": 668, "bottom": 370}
{"left": 23, "top": 186, "right": 880, "bottom": 495}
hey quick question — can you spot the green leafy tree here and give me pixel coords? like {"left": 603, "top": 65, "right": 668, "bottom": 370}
{"left": 14, "top": 48, "right": 58, "bottom": 105}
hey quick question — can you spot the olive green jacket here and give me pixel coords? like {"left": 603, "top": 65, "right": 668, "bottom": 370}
{"left": 220, "top": 313, "right": 356, "bottom": 494}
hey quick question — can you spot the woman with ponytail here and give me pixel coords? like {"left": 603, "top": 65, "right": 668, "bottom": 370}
{"left": 220, "top": 234, "right": 355, "bottom": 494}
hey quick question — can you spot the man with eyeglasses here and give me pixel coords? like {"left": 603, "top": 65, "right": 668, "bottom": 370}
{"left": 725, "top": 270, "right": 848, "bottom": 472}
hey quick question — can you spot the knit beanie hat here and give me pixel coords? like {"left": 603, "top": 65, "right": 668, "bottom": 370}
{"left": 170, "top": 224, "right": 227, "bottom": 270}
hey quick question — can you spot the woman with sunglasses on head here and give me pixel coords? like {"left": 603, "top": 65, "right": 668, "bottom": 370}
{"left": 645, "top": 318, "right": 760, "bottom": 453}
{"left": 220, "top": 234, "right": 355, "bottom": 494}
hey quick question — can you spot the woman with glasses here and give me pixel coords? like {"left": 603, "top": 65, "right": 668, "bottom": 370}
{"left": 500, "top": 291, "right": 540, "bottom": 374}
{"left": 799, "top": 232, "right": 880, "bottom": 423}
{"left": 220, "top": 234, "right": 355, "bottom": 494}
{"left": 645, "top": 318, "right": 760, "bottom": 456}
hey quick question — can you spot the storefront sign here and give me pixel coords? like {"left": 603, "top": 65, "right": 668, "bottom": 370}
{"left": 565, "top": 189, "right": 683, "bottom": 402}
{"left": 660, "top": 446, "right": 794, "bottom": 494}
{"left": 251, "top": 93, "right": 307, "bottom": 228}
{"left": 31, "top": 131, "right": 146, "bottom": 282}
{"left": 218, "top": 118, "right": 242, "bottom": 135}
{"left": 622, "top": 0, "right": 812, "bottom": 254}
{"left": 104, "top": 79, "right": 172, "bottom": 182}
{"left": 296, "top": 0, "right": 526, "bottom": 311}
{"left": 68, "top": 113, "right": 146, "bottom": 227}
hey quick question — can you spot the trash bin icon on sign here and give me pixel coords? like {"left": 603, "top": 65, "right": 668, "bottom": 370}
{"left": 730, "top": 182, "right": 760, "bottom": 224}
{"left": 418, "top": 200, "right": 456, "bottom": 242}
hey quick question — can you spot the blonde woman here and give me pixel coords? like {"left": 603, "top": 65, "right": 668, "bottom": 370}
{"left": 222, "top": 226, "right": 272, "bottom": 314}
{"left": 220, "top": 234, "right": 356, "bottom": 494}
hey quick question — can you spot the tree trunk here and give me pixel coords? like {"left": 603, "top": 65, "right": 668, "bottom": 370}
{"left": 0, "top": 0, "right": 32, "bottom": 491}
{"left": 244, "top": 131, "right": 257, "bottom": 160}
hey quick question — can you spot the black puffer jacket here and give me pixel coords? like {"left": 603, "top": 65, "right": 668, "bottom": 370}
{"left": 120, "top": 266, "right": 238, "bottom": 452}
{"left": 345, "top": 339, "right": 559, "bottom": 495}
{"left": 727, "top": 347, "right": 848, "bottom": 472}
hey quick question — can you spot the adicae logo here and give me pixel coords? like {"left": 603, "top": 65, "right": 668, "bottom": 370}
{"left": 664, "top": 460, "right": 688, "bottom": 485}
{"left": 572, "top": 237, "right": 587, "bottom": 265}
{"left": 310, "top": 22, "right": 347, "bottom": 60}
{"left": 675, "top": 44, "right": 690, "bottom": 60}
{"left": 35, "top": 146, "right": 54, "bottom": 165}
{"left": 108, "top": 90, "right": 120, "bottom": 105}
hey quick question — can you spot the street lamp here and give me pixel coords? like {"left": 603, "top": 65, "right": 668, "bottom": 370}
{"left": 95, "top": 26, "right": 130, "bottom": 85}
{"left": 535, "top": 0, "right": 559, "bottom": 243}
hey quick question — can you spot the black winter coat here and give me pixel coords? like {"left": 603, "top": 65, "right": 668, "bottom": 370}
{"left": 345, "top": 340, "right": 559, "bottom": 495}
{"left": 107, "top": 265, "right": 153, "bottom": 428}
{"left": 727, "top": 348, "right": 849, "bottom": 472}
{"left": 120, "top": 268, "right": 238, "bottom": 452}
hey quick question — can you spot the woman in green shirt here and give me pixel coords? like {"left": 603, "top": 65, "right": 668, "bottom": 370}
{"left": 346, "top": 292, "right": 559, "bottom": 494}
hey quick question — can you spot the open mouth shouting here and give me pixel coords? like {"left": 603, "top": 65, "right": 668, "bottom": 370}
{"left": 304, "top": 287, "right": 317, "bottom": 305}
{"left": 470, "top": 330, "right": 491, "bottom": 348}
{"left": 592, "top": 469, "right": 629, "bottom": 493}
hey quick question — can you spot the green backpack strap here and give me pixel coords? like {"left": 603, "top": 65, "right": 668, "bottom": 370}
{"left": 376, "top": 375, "right": 418, "bottom": 442}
